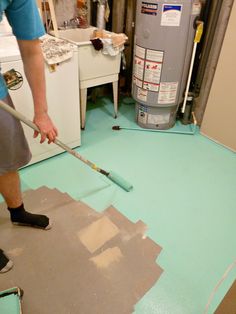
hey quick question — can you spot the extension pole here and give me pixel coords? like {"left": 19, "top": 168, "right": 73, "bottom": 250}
{"left": 182, "top": 21, "right": 204, "bottom": 113}
{"left": 0, "top": 100, "right": 133, "bottom": 192}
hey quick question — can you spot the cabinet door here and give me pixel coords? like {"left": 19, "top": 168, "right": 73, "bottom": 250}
{"left": 200, "top": 2, "right": 236, "bottom": 152}
{"left": 1, "top": 55, "right": 81, "bottom": 164}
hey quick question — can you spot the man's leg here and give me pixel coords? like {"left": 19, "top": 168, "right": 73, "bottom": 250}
{"left": 0, "top": 170, "right": 20, "bottom": 273}
{"left": 0, "top": 171, "right": 22, "bottom": 208}
{"left": 0, "top": 170, "right": 51, "bottom": 229}
{"left": 0, "top": 94, "right": 51, "bottom": 229}
{"left": 0, "top": 170, "right": 52, "bottom": 273}
{"left": 0, "top": 95, "right": 51, "bottom": 273}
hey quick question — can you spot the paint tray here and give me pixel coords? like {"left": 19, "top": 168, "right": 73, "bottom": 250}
{"left": 0, "top": 287, "right": 23, "bottom": 314}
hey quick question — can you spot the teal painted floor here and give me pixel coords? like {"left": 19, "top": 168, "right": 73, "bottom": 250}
{"left": 19, "top": 97, "right": 236, "bottom": 313}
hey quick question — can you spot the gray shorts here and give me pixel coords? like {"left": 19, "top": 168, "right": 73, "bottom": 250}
{"left": 0, "top": 95, "right": 32, "bottom": 175}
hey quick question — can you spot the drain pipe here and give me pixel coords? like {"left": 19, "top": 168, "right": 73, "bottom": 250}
{"left": 96, "top": 0, "right": 107, "bottom": 29}
{"left": 181, "top": 92, "right": 194, "bottom": 125}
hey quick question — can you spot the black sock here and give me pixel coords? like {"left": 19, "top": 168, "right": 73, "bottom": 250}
{"left": 0, "top": 249, "right": 13, "bottom": 273}
{"left": 8, "top": 204, "right": 51, "bottom": 230}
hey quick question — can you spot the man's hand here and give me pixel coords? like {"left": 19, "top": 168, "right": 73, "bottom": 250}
{"left": 33, "top": 112, "right": 58, "bottom": 144}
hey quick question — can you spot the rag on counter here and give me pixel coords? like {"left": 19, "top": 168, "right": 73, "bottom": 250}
{"left": 40, "top": 35, "right": 73, "bottom": 65}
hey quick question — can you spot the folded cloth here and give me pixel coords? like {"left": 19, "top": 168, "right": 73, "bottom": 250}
{"left": 111, "top": 33, "right": 128, "bottom": 48}
{"left": 101, "top": 38, "right": 120, "bottom": 56}
{"left": 40, "top": 35, "right": 74, "bottom": 65}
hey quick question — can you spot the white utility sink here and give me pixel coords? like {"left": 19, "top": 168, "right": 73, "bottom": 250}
{"left": 52, "top": 27, "right": 121, "bottom": 129}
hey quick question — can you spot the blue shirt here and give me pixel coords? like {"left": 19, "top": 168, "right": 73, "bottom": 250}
{"left": 0, "top": 0, "right": 45, "bottom": 99}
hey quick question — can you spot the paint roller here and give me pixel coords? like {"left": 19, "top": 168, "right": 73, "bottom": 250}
{"left": 0, "top": 99, "right": 133, "bottom": 192}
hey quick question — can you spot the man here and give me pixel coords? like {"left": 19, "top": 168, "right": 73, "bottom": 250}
{"left": 0, "top": 0, "right": 58, "bottom": 273}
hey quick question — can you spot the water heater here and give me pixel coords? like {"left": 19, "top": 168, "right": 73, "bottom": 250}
{"left": 132, "top": 0, "right": 201, "bottom": 129}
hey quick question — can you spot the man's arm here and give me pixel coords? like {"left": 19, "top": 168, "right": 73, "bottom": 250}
{"left": 17, "top": 39, "right": 58, "bottom": 144}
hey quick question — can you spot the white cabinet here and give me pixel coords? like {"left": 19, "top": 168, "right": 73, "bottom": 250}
{"left": 0, "top": 37, "right": 81, "bottom": 165}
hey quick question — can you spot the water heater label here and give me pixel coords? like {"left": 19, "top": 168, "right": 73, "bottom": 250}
{"left": 137, "top": 88, "right": 147, "bottom": 102}
{"left": 161, "top": 4, "right": 182, "bottom": 27}
{"left": 135, "top": 45, "right": 145, "bottom": 59}
{"left": 143, "top": 82, "right": 159, "bottom": 92}
{"left": 146, "top": 49, "right": 164, "bottom": 63}
{"left": 133, "top": 77, "right": 143, "bottom": 88}
{"left": 134, "top": 56, "right": 145, "bottom": 80}
{"left": 138, "top": 105, "right": 148, "bottom": 124}
{"left": 144, "top": 61, "right": 162, "bottom": 85}
{"left": 147, "top": 113, "right": 170, "bottom": 125}
{"left": 134, "top": 45, "right": 164, "bottom": 92}
{"left": 158, "top": 82, "right": 178, "bottom": 104}
{"left": 141, "top": 2, "right": 158, "bottom": 15}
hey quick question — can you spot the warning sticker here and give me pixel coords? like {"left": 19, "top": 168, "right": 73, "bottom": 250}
{"left": 158, "top": 82, "right": 178, "bottom": 104}
{"left": 134, "top": 45, "right": 165, "bottom": 92}
{"left": 134, "top": 77, "right": 143, "bottom": 88}
{"left": 144, "top": 61, "right": 162, "bottom": 85}
{"left": 161, "top": 4, "right": 182, "bottom": 26}
{"left": 137, "top": 88, "right": 148, "bottom": 102}
{"left": 134, "top": 57, "right": 145, "bottom": 80}
{"left": 146, "top": 49, "right": 164, "bottom": 62}
{"left": 147, "top": 113, "right": 170, "bottom": 125}
{"left": 141, "top": 2, "right": 158, "bottom": 15}
{"left": 143, "top": 82, "right": 159, "bottom": 92}
{"left": 135, "top": 45, "right": 145, "bottom": 59}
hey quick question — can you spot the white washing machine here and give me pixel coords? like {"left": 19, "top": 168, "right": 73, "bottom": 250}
{"left": 0, "top": 35, "right": 81, "bottom": 165}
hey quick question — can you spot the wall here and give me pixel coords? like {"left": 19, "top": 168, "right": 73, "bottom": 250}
{"left": 54, "top": 0, "right": 77, "bottom": 27}
{"left": 200, "top": 0, "right": 236, "bottom": 152}
{"left": 194, "top": 0, "right": 234, "bottom": 124}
